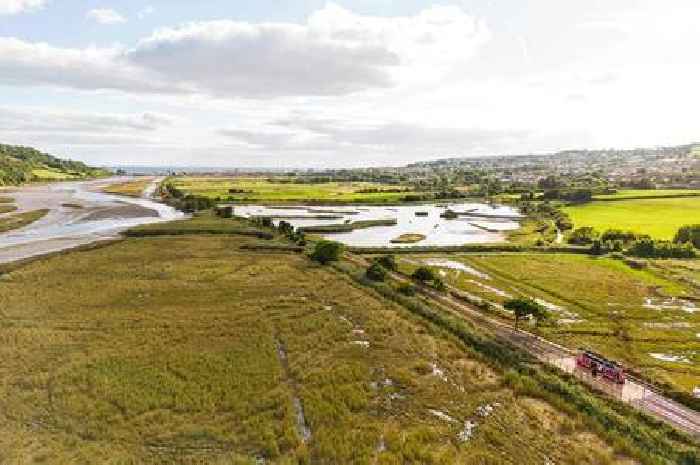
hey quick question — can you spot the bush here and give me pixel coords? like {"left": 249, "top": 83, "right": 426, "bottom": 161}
{"left": 601, "top": 229, "right": 644, "bottom": 244}
{"left": 627, "top": 239, "right": 696, "bottom": 259}
{"left": 568, "top": 226, "right": 599, "bottom": 245}
{"left": 432, "top": 277, "right": 447, "bottom": 292}
{"left": 374, "top": 254, "right": 397, "bottom": 271}
{"left": 311, "top": 240, "right": 344, "bottom": 265}
{"left": 365, "top": 263, "right": 387, "bottom": 282}
{"left": 412, "top": 267, "right": 435, "bottom": 282}
{"left": 397, "top": 283, "right": 416, "bottom": 296}
{"left": 674, "top": 224, "right": 700, "bottom": 248}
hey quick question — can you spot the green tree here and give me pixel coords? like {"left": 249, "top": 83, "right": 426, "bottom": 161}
{"left": 432, "top": 277, "right": 447, "bottom": 292}
{"left": 504, "top": 298, "right": 549, "bottom": 330}
{"left": 311, "top": 240, "right": 344, "bottom": 265}
{"left": 374, "top": 254, "right": 397, "bottom": 271}
{"left": 397, "top": 283, "right": 416, "bottom": 296}
{"left": 365, "top": 263, "right": 387, "bottom": 282}
{"left": 412, "top": 267, "right": 435, "bottom": 282}
{"left": 568, "top": 226, "right": 598, "bottom": 245}
{"left": 674, "top": 224, "right": 700, "bottom": 248}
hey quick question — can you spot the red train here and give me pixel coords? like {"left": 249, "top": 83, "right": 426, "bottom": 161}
{"left": 576, "top": 349, "right": 625, "bottom": 384}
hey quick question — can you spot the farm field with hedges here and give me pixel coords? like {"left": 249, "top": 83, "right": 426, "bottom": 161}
{"left": 562, "top": 196, "right": 700, "bottom": 240}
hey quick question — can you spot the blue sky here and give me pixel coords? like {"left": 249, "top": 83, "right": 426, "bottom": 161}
{"left": 0, "top": 1, "right": 698, "bottom": 167}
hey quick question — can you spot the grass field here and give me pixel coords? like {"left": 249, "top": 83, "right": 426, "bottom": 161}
{"left": 0, "top": 209, "right": 49, "bottom": 233}
{"left": 562, "top": 196, "right": 700, "bottom": 239}
{"left": 103, "top": 179, "right": 152, "bottom": 198}
{"left": 0, "top": 229, "right": 663, "bottom": 464}
{"left": 397, "top": 253, "right": 700, "bottom": 393}
{"left": 170, "top": 177, "right": 416, "bottom": 204}
{"left": 31, "top": 168, "right": 81, "bottom": 180}
{"left": 0, "top": 205, "right": 18, "bottom": 214}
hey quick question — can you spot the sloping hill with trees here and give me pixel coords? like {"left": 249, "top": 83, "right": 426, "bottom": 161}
{"left": 0, "top": 144, "right": 108, "bottom": 186}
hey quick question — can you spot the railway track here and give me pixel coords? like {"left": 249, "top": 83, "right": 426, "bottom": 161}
{"left": 345, "top": 254, "right": 700, "bottom": 439}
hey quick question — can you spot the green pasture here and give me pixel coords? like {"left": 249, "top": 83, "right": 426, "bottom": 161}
{"left": 562, "top": 196, "right": 700, "bottom": 239}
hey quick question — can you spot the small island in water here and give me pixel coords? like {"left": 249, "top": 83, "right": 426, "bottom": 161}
{"left": 390, "top": 233, "right": 427, "bottom": 244}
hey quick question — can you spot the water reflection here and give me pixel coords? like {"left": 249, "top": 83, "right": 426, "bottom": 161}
{"left": 233, "top": 203, "right": 522, "bottom": 247}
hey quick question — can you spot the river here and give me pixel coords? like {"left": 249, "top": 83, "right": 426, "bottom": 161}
{"left": 0, "top": 177, "right": 183, "bottom": 264}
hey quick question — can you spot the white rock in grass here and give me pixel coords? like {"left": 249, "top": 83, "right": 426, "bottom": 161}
{"left": 351, "top": 340, "right": 370, "bottom": 348}
{"left": 429, "top": 409, "right": 457, "bottom": 423}
{"left": 457, "top": 420, "right": 477, "bottom": 442}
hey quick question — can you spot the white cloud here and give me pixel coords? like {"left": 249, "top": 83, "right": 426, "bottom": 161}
{"left": 0, "top": 37, "right": 186, "bottom": 94}
{"left": 0, "top": 0, "right": 44, "bottom": 15}
{"left": 86, "top": 8, "right": 126, "bottom": 25}
{"left": 0, "top": 4, "right": 489, "bottom": 98}
{"left": 137, "top": 5, "right": 154, "bottom": 20}
{"left": 2, "top": 1, "right": 700, "bottom": 167}
{"left": 0, "top": 106, "right": 175, "bottom": 132}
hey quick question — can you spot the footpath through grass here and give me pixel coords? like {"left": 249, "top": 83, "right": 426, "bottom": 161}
{"left": 563, "top": 196, "right": 700, "bottom": 240}
{"left": 1, "top": 218, "right": 690, "bottom": 463}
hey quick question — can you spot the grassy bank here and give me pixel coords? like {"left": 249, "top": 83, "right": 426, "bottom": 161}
{"left": 0, "top": 209, "right": 49, "bottom": 233}
{"left": 103, "top": 179, "right": 152, "bottom": 198}
{"left": 299, "top": 218, "right": 397, "bottom": 233}
{"left": 0, "top": 216, "right": 684, "bottom": 463}
{"left": 349, "top": 244, "right": 589, "bottom": 255}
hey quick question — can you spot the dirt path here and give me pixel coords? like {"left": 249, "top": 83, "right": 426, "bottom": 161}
{"left": 275, "top": 339, "right": 311, "bottom": 444}
{"left": 345, "top": 254, "right": 700, "bottom": 439}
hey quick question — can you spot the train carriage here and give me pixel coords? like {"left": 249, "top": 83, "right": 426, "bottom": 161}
{"left": 576, "top": 349, "right": 625, "bottom": 384}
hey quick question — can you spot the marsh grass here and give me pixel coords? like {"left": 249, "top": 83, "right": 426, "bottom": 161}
{"left": 0, "top": 229, "right": 655, "bottom": 464}
{"left": 0, "top": 208, "right": 49, "bottom": 232}
{"left": 103, "top": 179, "right": 152, "bottom": 198}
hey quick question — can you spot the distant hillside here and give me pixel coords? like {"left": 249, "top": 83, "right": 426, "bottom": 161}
{"left": 0, "top": 144, "right": 109, "bottom": 186}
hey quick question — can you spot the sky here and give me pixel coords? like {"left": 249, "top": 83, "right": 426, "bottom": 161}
{"left": 0, "top": 0, "right": 698, "bottom": 168}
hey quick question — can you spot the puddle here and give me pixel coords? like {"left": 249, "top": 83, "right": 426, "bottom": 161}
{"left": 422, "top": 258, "right": 491, "bottom": 280}
{"left": 429, "top": 409, "right": 458, "bottom": 423}
{"left": 644, "top": 322, "right": 691, "bottom": 329}
{"left": 649, "top": 353, "right": 690, "bottom": 363}
{"left": 467, "top": 280, "right": 512, "bottom": 298}
{"left": 644, "top": 297, "right": 698, "bottom": 313}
